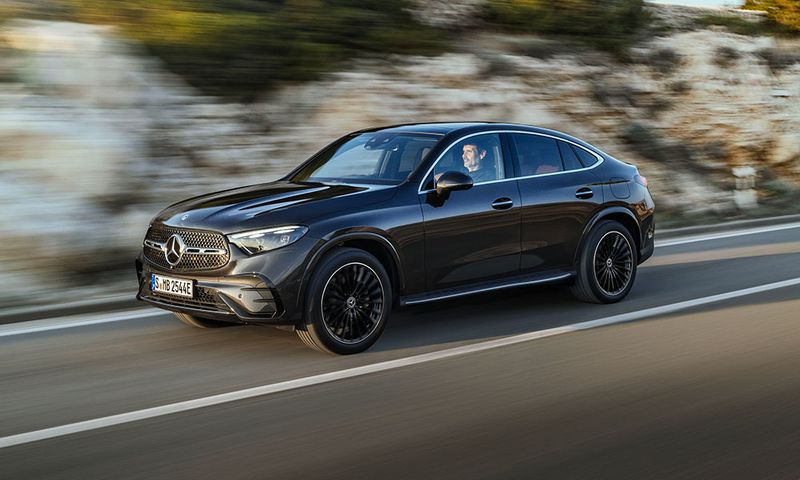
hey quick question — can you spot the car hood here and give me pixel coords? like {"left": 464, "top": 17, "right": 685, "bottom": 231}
{"left": 154, "top": 180, "right": 397, "bottom": 233}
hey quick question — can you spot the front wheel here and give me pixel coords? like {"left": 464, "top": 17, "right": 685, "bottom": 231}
{"left": 570, "top": 220, "right": 638, "bottom": 304}
{"left": 297, "top": 248, "right": 392, "bottom": 355}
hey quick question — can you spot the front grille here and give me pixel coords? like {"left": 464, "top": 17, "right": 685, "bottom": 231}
{"left": 146, "top": 285, "right": 228, "bottom": 313}
{"left": 143, "top": 225, "right": 229, "bottom": 271}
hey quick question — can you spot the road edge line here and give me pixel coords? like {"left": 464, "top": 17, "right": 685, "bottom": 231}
{"left": 655, "top": 222, "right": 800, "bottom": 248}
{"left": 0, "top": 309, "right": 164, "bottom": 338}
{"left": 4, "top": 216, "right": 799, "bottom": 323}
{"left": 1, "top": 276, "right": 799, "bottom": 449}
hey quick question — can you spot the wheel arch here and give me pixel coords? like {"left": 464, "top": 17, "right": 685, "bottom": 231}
{"left": 298, "top": 231, "right": 404, "bottom": 318}
{"left": 574, "top": 207, "right": 642, "bottom": 265}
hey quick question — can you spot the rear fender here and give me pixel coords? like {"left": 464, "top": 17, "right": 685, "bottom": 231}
{"left": 573, "top": 207, "right": 642, "bottom": 265}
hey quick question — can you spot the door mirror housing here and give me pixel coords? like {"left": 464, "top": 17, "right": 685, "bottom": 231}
{"left": 435, "top": 171, "right": 473, "bottom": 196}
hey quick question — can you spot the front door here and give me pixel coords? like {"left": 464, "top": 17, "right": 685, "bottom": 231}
{"left": 419, "top": 133, "right": 521, "bottom": 291}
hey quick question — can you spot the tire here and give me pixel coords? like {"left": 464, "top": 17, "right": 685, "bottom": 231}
{"left": 297, "top": 247, "right": 392, "bottom": 355}
{"left": 174, "top": 312, "right": 236, "bottom": 328}
{"left": 570, "top": 220, "right": 638, "bottom": 304}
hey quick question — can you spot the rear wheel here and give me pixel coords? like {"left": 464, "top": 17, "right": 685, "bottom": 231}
{"left": 297, "top": 247, "right": 392, "bottom": 355}
{"left": 571, "top": 220, "right": 637, "bottom": 303}
{"left": 174, "top": 312, "right": 236, "bottom": 328}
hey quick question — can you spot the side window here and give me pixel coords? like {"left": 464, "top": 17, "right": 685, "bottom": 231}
{"left": 511, "top": 134, "right": 562, "bottom": 176}
{"left": 571, "top": 144, "right": 600, "bottom": 167}
{"left": 428, "top": 133, "right": 505, "bottom": 187}
{"left": 557, "top": 141, "right": 583, "bottom": 171}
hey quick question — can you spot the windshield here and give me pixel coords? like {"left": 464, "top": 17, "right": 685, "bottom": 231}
{"left": 290, "top": 132, "right": 442, "bottom": 185}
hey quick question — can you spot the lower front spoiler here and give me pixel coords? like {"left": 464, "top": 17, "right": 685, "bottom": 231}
{"left": 136, "top": 263, "right": 292, "bottom": 326}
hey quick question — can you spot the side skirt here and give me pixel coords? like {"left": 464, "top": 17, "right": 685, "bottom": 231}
{"left": 399, "top": 270, "right": 575, "bottom": 307}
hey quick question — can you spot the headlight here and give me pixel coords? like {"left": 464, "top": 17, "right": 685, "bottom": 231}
{"left": 228, "top": 226, "right": 308, "bottom": 255}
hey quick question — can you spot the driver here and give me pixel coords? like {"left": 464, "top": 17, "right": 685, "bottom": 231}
{"left": 461, "top": 142, "right": 495, "bottom": 183}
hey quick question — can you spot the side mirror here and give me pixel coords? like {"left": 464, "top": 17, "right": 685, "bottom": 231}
{"left": 435, "top": 171, "right": 473, "bottom": 196}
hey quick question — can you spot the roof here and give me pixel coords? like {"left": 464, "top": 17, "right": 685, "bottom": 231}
{"left": 351, "top": 122, "right": 605, "bottom": 156}
{"left": 360, "top": 122, "right": 493, "bottom": 135}
{"left": 363, "top": 121, "right": 564, "bottom": 136}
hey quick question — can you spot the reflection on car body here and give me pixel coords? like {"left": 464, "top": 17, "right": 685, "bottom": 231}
{"left": 136, "top": 122, "right": 656, "bottom": 354}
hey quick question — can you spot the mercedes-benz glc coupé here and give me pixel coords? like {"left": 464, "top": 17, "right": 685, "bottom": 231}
{"left": 136, "top": 122, "right": 655, "bottom": 354}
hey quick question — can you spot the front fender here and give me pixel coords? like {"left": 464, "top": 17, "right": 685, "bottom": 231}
{"left": 295, "top": 229, "right": 404, "bottom": 318}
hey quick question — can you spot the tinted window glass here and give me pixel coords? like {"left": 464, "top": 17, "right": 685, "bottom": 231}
{"left": 557, "top": 141, "right": 583, "bottom": 171}
{"left": 511, "top": 134, "right": 562, "bottom": 176}
{"left": 571, "top": 144, "right": 599, "bottom": 167}
{"left": 292, "top": 132, "right": 441, "bottom": 185}
{"left": 427, "top": 133, "right": 505, "bottom": 188}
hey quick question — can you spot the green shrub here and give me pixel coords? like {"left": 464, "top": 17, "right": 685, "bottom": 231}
{"left": 52, "top": 0, "right": 445, "bottom": 99}
{"left": 743, "top": 0, "right": 800, "bottom": 32}
{"left": 714, "top": 46, "right": 741, "bottom": 68}
{"left": 757, "top": 47, "right": 800, "bottom": 72}
{"left": 695, "top": 12, "right": 797, "bottom": 36}
{"left": 482, "top": 0, "right": 649, "bottom": 53}
{"left": 649, "top": 47, "right": 682, "bottom": 75}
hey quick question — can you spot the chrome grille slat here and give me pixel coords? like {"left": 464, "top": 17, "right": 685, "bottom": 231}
{"left": 143, "top": 226, "right": 229, "bottom": 271}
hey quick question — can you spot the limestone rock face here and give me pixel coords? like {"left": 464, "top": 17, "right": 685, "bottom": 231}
{"left": 0, "top": 21, "right": 287, "bottom": 302}
{"left": 408, "top": 0, "right": 487, "bottom": 28}
{"left": 0, "top": 17, "right": 798, "bottom": 305}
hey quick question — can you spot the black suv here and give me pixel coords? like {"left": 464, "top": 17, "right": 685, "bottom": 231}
{"left": 136, "top": 122, "right": 655, "bottom": 354}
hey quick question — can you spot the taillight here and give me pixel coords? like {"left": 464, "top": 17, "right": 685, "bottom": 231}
{"left": 635, "top": 174, "right": 648, "bottom": 188}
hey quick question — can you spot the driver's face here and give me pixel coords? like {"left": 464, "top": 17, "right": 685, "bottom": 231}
{"left": 462, "top": 144, "right": 481, "bottom": 171}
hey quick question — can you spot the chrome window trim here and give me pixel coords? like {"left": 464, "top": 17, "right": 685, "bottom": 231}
{"left": 417, "top": 130, "right": 605, "bottom": 194}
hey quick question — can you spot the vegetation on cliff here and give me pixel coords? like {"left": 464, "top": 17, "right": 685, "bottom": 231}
{"left": 744, "top": 0, "right": 800, "bottom": 31}
{"left": 482, "top": 0, "right": 649, "bottom": 52}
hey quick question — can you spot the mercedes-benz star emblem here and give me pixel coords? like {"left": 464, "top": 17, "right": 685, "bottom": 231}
{"left": 164, "top": 234, "right": 186, "bottom": 267}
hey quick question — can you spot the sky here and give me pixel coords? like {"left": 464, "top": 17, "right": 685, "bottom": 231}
{"left": 650, "top": 0, "right": 743, "bottom": 6}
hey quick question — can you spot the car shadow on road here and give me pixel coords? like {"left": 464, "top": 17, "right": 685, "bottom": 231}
{"left": 368, "top": 251, "right": 800, "bottom": 354}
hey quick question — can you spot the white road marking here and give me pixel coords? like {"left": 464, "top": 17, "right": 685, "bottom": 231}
{"left": 1, "top": 221, "right": 798, "bottom": 337}
{"left": 0, "top": 309, "right": 163, "bottom": 338}
{"left": 1, "top": 276, "right": 798, "bottom": 449}
{"left": 0, "top": 293, "right": 133, "bottom": 318}
{"left": 655, "top": 222, "right": 800, "bottom": 248}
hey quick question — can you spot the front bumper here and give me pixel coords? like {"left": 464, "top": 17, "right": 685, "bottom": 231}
{"left": 135, "top": 234, "right": 320, "bottom": 325}
{"left": 136, "top": 261, "right": 287, "bottom": 324}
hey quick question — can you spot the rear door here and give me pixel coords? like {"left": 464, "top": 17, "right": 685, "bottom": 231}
{"left": 507, "top": 132, "right": 604, "bottom": 272}
{"left": 419, "top": 133, "right": 522, "bottom": 291}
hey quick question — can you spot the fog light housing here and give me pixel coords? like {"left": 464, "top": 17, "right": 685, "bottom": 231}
{"left": 218, "top": 284, "right": 278, "bottom": 315}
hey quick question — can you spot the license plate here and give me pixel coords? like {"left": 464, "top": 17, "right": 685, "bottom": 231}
{"left": 151, "top": 274, "right": 194, "bottom": 298}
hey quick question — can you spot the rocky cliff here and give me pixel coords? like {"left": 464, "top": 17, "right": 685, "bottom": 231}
{"left": 0, "top": 7, "right": 798, "bottom": 305}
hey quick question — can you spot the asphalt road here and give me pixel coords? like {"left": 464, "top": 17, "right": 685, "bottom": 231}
{"left": 1, "top": 225, "right": 799, "bottom": 479}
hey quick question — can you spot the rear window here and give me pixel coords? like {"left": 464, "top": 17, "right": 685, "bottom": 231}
{"left": 571, "top": 144, "right": 600, "bottom": 168}
{"left": 557, "top": 141, "right": 583, "bottom": 171}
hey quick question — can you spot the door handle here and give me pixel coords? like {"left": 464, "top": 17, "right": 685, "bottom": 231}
{"left": 491, "top": 197, "right": 514, "bottom": 210}
{"left": 575, "top": 187, "right": 593, "bottom": 199}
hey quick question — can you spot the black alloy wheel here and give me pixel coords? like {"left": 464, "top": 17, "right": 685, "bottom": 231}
{"left": 321, "top": 262, "right": 385, "bottom": 344}
{"left": 593, "top": 230, "right": 634, "bottom": 296}
{"left": 571, "top": 220, "right": 638, "bottom": 304}
{"left": 297, "top": 248, "right": 392, "bottom": 354}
